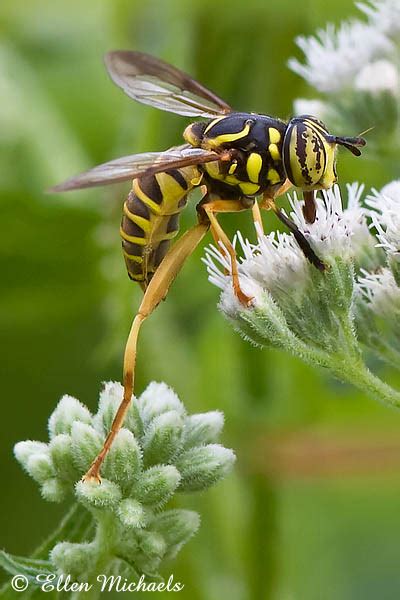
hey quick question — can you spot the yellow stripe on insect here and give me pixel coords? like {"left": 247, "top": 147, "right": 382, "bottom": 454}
{"left": 269, "top": 128, "right": 281, "bottom": 144}
{"left": 269, "top": 143, "right": 280, "bottom": 161}
{"left": 133, "top": 180, "right": 162, "bottom": 215}
{"left": 156, "top": 172, "right": 188, "bottom": 200}
{"left": 267, "top": 168, "right": 281, "bottom": 185}
{"left": 225, "top": 174, "right": 241, "bottom": 186}
{"left": 119, "top": 227, "right": 147, "bottom": 245}
{"left": 246, "top": 153, "right": 263, "bottom": 183}
{"left": 204, "top": 162, "right": 222, "bottom": 180}
{"left": 204, "top": 116, "right": 226, "bottom": 135}
{"left": 122, "top": 251, "right": 143, "bottom": 263}
{"left": 123, "top": 203, "right": 151, "bottom": 233}
{"left": 205, "top": 122, "right": 251, "bottom": 148}
{"left": 239, "top": 182, "right": 260, "bottom": 195}
{"left": 190, "top": 173, "right": 203, "bottom": 186}
{"left": 228, "top": 161, "right": 238, "bottom": 175}
{"left": 130, "top": 273, "right": 145, "bottom": 281}
{"left": 304, "top": 118, "right": 326, "bottom": 136}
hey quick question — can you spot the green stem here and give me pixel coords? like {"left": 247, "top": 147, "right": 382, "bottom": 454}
{"left": 333, "top": 357, "right": 400, "bottom": 409}
{"left": 248, "top": 475, "right": 279, "bottom": 600}
{"left": 71, "top": 512, "right": 117, "bottom": 600}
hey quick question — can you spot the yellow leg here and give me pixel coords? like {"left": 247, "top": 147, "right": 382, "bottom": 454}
{"left": 252, "top": 202, "right": 264, "bottom": 237}
{"left": 83, "top": 221, "right": 209, "bottom": 482}
{"left": 200, "top": 198, "right": 254, "bottom": 307}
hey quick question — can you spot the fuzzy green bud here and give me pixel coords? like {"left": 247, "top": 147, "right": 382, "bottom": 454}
{"left": 142, "top": 411, "right": 184, "bottom": 467}
{"left": 102, "top": 428, "right": 142, "bottom": 490}
{"left": 117, "top": 499, "right": 147, "bottom": 529}
{"left": 183, "top": 411, "right": 224, "bottom": 448}
{"left": 135, "top": 465, "right": 181, "bottom": 509}
{"left": 71, "top": 422, "right": 102, "bottom": 473}
{"left": 41, "top": 478, "right": 68, "bottom": 503}
{"left": 48, "top": 395, "right": 92, "bottom": 438}
{"left": 151, "top": 509, "right": 200, "bottom": 559}
{"left": 138, "top": 382, "right": 186, "bottom": 425}
{"left": 75, "top": 479, "right": 122, "bottom": 510}
{"left": 51, "top": 542, "right": 96, "bottom": 579}
{"left": 49, "top": 434, "right": 80, "bottom": 482}
{"left": 177, "top": 444, "right": 236, "bottom": 492}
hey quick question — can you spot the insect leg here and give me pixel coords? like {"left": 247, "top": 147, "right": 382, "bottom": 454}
{"left": 83, "top": 221, "right": 210, "bottom": 483}
{"left": 261, "top": 194, "right": 325, "bottom": 271}
{"left": 198, "top": 197, "right": 254, "bottom": 306}
{"left": 252, "top": 201, "right": 264, "bottom": 237}
{"left": 302, "top": 190, "right": 317, "bottom": 224}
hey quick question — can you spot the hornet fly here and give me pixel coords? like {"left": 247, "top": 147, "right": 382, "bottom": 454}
{"left": 50, "top": 51, "right": 366, "bottom": 481}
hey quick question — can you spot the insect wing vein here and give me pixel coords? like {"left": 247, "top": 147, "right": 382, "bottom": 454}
{"left": 48, "top": 146, "right": 220, "bottom": 192}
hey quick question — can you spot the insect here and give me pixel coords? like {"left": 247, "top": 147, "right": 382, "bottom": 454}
{"left": 50, "top": 51, "right": 366, "bottom": 481}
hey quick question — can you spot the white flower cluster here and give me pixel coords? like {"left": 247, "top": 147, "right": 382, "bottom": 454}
{"left": 204, "top": 184, "right": 370, "bottom": 319}
{"left": 358, "top": 267, "right": 400, "bottom": 317}
{"left": 354, "top": 180, "right": 400, "bottom": 360}
{"left": 366, "top": 181, "right": 400, "bottom": 255}
{"left": 289, "top": 21, "right": 393, "bottom": 94}
{"left": 289, "top": 0, "right": 400, "bottom": 130}
{"left": 203, "top": 179, "right": 400, "bottom": 404}
{"left": 357, "top": 0, "right": 400, "bottom": 36}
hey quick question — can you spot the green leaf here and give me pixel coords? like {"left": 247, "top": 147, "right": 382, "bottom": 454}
{"left": 0, "top": 550, "right": 53, "bottom": 583}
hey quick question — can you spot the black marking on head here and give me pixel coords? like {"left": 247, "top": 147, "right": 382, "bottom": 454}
{"left": 295, "top": 123, "right": 312, "bottom": 186}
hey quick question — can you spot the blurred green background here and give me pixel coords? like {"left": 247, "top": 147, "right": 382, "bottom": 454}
{"left": 2, "top": 1, "right": 400, "bottom": 598}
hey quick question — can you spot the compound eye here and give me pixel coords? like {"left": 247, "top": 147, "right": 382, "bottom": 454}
{"left": 283, "top": 119, "right": 328, "bottom": 189}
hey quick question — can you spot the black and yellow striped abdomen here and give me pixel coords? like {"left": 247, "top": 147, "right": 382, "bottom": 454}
{"left": 121, "top": 165, "right": 201, "bottom": 289}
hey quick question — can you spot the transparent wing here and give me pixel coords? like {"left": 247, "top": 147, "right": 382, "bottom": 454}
{"left": 104, "top": 50, "right": 232, "bottom": 118}
{"left": 48, "top": 145, "right": 221, "bottom": 192}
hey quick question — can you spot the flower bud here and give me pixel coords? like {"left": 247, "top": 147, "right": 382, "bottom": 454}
{"left": 26, "top": 452, "right": 54, "bottom": 483}
{"left": 135, "top": 465, "right": 181, "bottom": 509}
{"left": 142, "top": 411, "right": 184, "bottom": 467}
{"left": 102, "top": 428, "right": 142, "bottom": 489}
{"left": 150, "top": 509, "right": 200, "bottom": 559}
{"left": 183, "top": 411, "right": 224, "bottom": 448}
{"left": 41, "top": 478, "right": 67, "bottom": 503}
{"left": 14, "top": 441, "right": 48, "bottom": 470}
{"left": 138, "top": 382, "right": 186, "bottom": 425}
{"left": 49, "top": 434, "right": 80, "bottom": 482}
{"left": 117, "top": 499, "right": 147, "bottom": 529}
{"left": 51, "top": 542, "right": 95, "bottom": 579}
{"left": 177, "top": 445, "right": 236, "bottom": 492}
{"left": 75, "top": 478, "right": 122, "bottom": 509}
{"left": 48, "top": 395, "right": 92, "bottom": 438}
{"left": 71, "top": 422, "right": 102, "bottom": 473}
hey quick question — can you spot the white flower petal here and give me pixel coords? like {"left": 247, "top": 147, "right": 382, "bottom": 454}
{"left": 355, "top": 59, "right": 399, "bottom": 94}
{"left": 288, "top": 184, "right": 370, "bottom": 261}
{"left": 289, "top": 21, "right": 392, "bottom": 93}
{"left": 366, "top": 180, "right": 400, "bottom": 254}
{"left": 357, "top": 0, "right": 400, "bottom": 36}
{"left": 357, "top": 267, "right": 400, "bottom": 315}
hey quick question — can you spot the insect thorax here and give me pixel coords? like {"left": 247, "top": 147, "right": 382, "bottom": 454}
{"left": 184, "top": 112, "right": 287, "bottom": 198}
